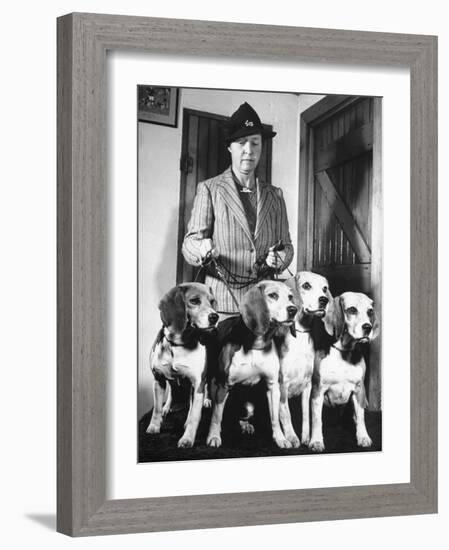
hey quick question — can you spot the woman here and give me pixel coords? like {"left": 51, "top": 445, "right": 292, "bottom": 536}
{"left": 182, "top": 102, "right": 294, "bottom": 315}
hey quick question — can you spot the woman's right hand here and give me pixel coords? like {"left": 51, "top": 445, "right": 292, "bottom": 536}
{"left": 199, "top": 239, "right": 219, "bottom": 261}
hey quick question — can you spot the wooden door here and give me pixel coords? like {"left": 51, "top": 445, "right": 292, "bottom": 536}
{"left": 176, "top": 108, "right": 273, "bottom": 284}
{"left": 312, "top": 97, "right": 374, "bottom": 293}
{"left": 299, "top": 95, "right": 382, "bottom": 409}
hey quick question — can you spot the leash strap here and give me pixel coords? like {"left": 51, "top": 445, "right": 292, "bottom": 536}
{"left": 196, "top": 243, "right": 292, "bottom": 308}
{"left": 210, "top": 259, "right": 241, "bottom": 310}
{"left": 273, "top": 249, "right": 294, "bottom": 277}
{"left": 194, "top": 254, "right": 240, "bottom": 309}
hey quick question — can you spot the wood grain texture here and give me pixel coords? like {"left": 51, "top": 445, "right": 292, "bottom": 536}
{"left": 314, "top": 123, "right": 373, "bottom": 172}
{"left": 57, "top": 13, "right": 73, "bottom": 536}
{"left": 57, "top": 12, "right": 438, "bottom": 536}
{"left": 409, "top": 34, "right": 438, "bottom": 507}
{"left": 315, "top": 171, "right": 371, "bottom": 262}
{"left": 369, "top": 98, "right": 383, "bottom": 410}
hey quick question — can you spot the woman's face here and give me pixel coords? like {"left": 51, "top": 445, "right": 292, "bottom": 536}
{"left": 228, "top": 133, "right": 262, "bottom": 177}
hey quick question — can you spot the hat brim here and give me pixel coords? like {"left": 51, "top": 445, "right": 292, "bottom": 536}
{"left": 225, "top": 126, "right": 277, "bottom": 145}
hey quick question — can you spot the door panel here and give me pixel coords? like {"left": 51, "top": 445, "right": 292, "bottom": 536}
{"left": 312, "top": 98, "right": 374, "bottom": 295}
{"left": 300, "top": 95, "right": 382, "bottom": 411}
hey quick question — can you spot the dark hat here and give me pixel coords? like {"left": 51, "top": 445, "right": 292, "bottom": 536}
{"left": 224, "top": 102, "right": 277, "bottom": 145}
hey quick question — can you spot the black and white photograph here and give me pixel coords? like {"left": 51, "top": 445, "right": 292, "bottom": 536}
{"left": 138, "top": 87, "right": 382, "bottom": 462}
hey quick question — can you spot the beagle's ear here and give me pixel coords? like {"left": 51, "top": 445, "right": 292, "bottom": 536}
{"left": 324, "top": 278, "right": 333, "bottom": 303}
{"left": 240, "top": 284, "right": 270, "bottom": 335}
{"left": 285, "top": 275, "right": 303, "bottom": 309}
{"left": 371, "top": 306, "right": 380, "bottom": 340}
{"left": 159, "top": 286, "right": 187, "bottom": 333}
{"left": 208, "top": 286, "right": 218, "bottom": 310}
{"left": 324, "top": 296, "right": 345, "bottom": 339}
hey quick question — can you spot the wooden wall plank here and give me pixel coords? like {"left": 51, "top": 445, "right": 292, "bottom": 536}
{"left": 316, "top": 171, "right": 371, "bottom": 262}
{"left": 197, "top": 116, "right": 209, "bottom": 183}
{"left": 208, "top": 118, "right": 219, "bottom": 178}
{"left": 297, "top": 117, "right": 310, "bottom": 270}
{"left": 368, "top": 97, "right": 383, "bottom": 410}
{"left": 315, "top": 122, "right": 373, "bottom": 172}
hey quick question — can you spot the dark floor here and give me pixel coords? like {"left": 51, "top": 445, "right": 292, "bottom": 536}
{"left": 138, "top": 384, "right": 382, "bottom": 463}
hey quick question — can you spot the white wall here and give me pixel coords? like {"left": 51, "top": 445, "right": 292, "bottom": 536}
{"left": 2, "top": 1, "right": 446, "bottom": 550}
{"left": 138, "top": 88, "right": 301, "bottom": 417}
{"left": 299, "top": 94, "right": 326, "bottom": 113}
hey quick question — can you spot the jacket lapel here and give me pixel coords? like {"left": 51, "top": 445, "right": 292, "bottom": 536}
{"left": 255, "top": 181, "right": 275, "bottom": 239}
{"left": 217, "top": 168, "right": 254, "bottom": 244}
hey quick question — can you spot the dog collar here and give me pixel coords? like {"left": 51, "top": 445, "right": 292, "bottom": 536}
{"left": 250, "top": 342, "right": 273, "bottom": 351}
{"left": 161, "top": 325, "right": 212, "bottom": 349}
{"left": 331, "top": 343, "right": 347, "bottom": 352}
{"left": 160, "top": 324, "right": 190, "bottom": 347}
{"left": 331, "top": 343, "right": 362, "bottom": 353}
{"left": 163, "top": 334, "right": 185, "bottom": 347}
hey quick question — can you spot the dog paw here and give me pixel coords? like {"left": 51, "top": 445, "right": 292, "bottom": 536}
{"left": 274, "top": 435, "right": 292, "bottom": 449}
{"left": 309, "top": 439, "right": 325, "bottom": 452}
{"left": 357, "top": 435, "right": 372, "bottom": 448}
{"left": 177, "top": 435, "right": 195, "bottom": 448}
{"left": 207, "top": 435, "right": 222, "bottom": 448}
{"left": 161, "top": 405, "right": 171, "bottom": 417}
{"left": 203, "top": 398, "right": 212, "bottom": 408}
{"left": 301, "top": 434, "right": 310, "bottom": 447}
{"left": 239, "top": 420, "right": 255, "bottom": 435}
{"left": 146, "top": 423, "right": 160, "bottom": 434}
{"left": 286, "top": 434, "right": 301, "bottom": 448}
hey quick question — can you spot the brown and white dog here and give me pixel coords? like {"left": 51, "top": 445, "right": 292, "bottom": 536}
{"left": 146, "top": 282, "right": 219, "bottom": 448}
{"left": 309, "top": 292, "right": 379, "bottom": 452}
{"left": 275, "top": 271, "right": 332, "bottom": 447}
{"left": 206, "top": 280, "right": 298, "bottom": 449}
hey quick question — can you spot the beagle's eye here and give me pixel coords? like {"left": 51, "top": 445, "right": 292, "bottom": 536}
{"left": 367, "top": 308, "right": 374, "bottom": 318}
{"left": 323, "top": 286, "right": 328, "bottom": 293}
{"left": 189, "top": 297, "right": 201, "bottom": 306}
{"left": 268, "top": 292, "right": 279, "bottom": 301}
{"left": 288, "top": 294, "right": 294, "bottom": 302}
{"left": 346, "top": 307, "right": 358, "bottom": 315}
{"left": 302, "top": 282, "right": 311, "bottom": 290}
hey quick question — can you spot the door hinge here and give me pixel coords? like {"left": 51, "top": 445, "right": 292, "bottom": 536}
{"left": 180, "top": 154, "right": 194, "bottom": 174}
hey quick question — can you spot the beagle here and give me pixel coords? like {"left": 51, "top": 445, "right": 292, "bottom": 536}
{"left": 309, "top": 292, "right": 379, "bottom": 452}
{"left": 206, "top": 280, "right": 297, "bottom": 449}
{"left": 274, "top": 271, "right": 332, "bottom": 447}
{"left": 146, "top": 282, "right": 219, "bottom": 448}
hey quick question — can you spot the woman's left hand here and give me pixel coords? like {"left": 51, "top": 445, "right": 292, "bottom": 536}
{"left": 265, "top": 246, "right": 279, "bottom": 269}
{"left": 266, "top": 246, "right": 287, "bottom": 270}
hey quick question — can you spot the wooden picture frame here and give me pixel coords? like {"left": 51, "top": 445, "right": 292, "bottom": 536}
{"left": 57, "top": 13, "right": 437, "bottom": 536}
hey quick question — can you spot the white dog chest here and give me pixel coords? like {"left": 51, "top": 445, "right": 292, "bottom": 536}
{"left": 228, "top": 347, "right": 279, "bottom": 386}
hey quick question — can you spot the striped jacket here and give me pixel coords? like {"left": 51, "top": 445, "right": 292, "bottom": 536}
{"left": 182, "top": 167, "right": 294, "bottom": 313}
